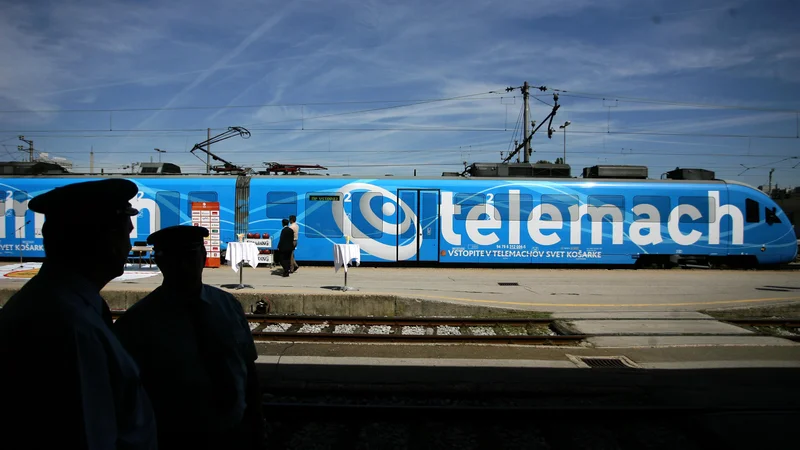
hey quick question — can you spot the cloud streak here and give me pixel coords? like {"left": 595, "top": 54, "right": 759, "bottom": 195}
{"left": 0, "top": 0, "right": 797, "bottom": 186}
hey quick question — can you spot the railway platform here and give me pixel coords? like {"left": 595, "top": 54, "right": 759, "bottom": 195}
{"left": 2, "top": 262, "right": 799, "bottom": 448}
{"left": 2, "top": 262, "right": 799, "bottom": 350}
{"left": 3, "top": 262, "right": 798, "bottom": 313}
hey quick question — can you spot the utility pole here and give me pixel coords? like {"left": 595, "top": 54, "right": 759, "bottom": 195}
{"left": 769, "top": 168, "right": 775, "bottom": 193}
{"left": 207, "top": 128, "right": 211, "bottom": 174}
{"left": 559, "top": 121, "right": 571, "bottom": 164}
{"left": 522, "top": 81, "right": 531, "bottom": 163}
{"left": 18, "top": 136, "right": 33, "bottom": 162}
{"left": 90, "top": 147, "right": 94, "bottom": 173}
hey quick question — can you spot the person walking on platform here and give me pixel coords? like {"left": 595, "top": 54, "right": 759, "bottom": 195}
{"left": 277, "top": 218, "right": 294, "bottom": 277}
{"left": 0, "top": 179, "right": 158, "bottom": 450}
{"left": 289, "top": 215, "right": 299, "bottom": 273}
{"left": 113, "top": 226, "right": 265, "bottom": 450}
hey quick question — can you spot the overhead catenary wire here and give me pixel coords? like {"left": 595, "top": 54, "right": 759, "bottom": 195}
{"left": 5, "top": 127, "right": 798, "bottom": 140}
{"left": 37, "top": 148, "right": 800, "bottom": 158}
{"left": 544, "top": 88, "right": 800, "bottom": 114}
{"left": 0, "top": 93, "right": 508, "bottom": 114}
{"left": 506, "top": 105, "right": 524, "bottom": 157}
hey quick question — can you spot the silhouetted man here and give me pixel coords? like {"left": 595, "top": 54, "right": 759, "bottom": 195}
{"left": 0, "top": 179, "right": 157, "bottom": 450}
{"left": 277, "top": 218, "right": 294, "bottom": 277}
{"left": 288, "top": 215, "right": 299, "bottom": 273}
{"left": 113, "top": 226, "right": 265, "bottom": 450}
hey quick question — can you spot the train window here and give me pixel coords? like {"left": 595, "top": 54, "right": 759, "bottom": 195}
{"left": 305, "top": 193, "right": 343, "bottom": 238}
{"left": 156, "top": 191, "right": 181, "bottom": 228}
{"left": 745, "top": 199, "right": 760, "bottom": 223}
{"left": 12, "top": 191, "right": 28, "bottom": 217}
{"left": 587, "top": 196, "right": 625, "bottom": 222}
{"left": 493, "top": 193, "right": 533, "bottom": 221}
{"left": 678, "top": 196, "right": 715, "bottom": 223}
{"left": 454, "top": 193, "right": 487, "bottom": 220}
{"left": 541, "top": 195, "right": 579, "bottom": 221}
{"left": 633, "top": 196, "right": 670, "bottom": 223}
{"left": 187, "top": 191, "right": 218, "bottom": 215}
{"left": 352, "top": 192, "right": 383, "bottom": 238}
{"left": 266, "top": 191, "right": 297, "bottom": 219}
{"left": 765, "top": 206, "right": 781, "bottom": 225}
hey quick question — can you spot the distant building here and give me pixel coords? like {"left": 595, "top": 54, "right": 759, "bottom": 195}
{"left": 0, "top": 161, "right": 70, "bottom": 175}
{"left": 137, "top": 162, "right": 182, "bottom": 174}
{"left": 34, "top": 153, "right": 73, "bottom": 171}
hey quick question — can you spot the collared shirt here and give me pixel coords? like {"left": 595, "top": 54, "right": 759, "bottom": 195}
{"left": 113, "top": 285, "right": 257, "bottom": 436}
{"left": 0, "top": 262, "right": 158, "bottom": 450}
{"left": 289, "top": 222, "right": 299, "bottom": 241}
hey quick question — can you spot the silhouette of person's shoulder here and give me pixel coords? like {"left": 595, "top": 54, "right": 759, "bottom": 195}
{"left": 1, "top": 268, "right": 101, "bottom": 337}
{"left": 202, "top": 284, "right": 244, "bottom": 312}
{"left": 112, "top": 287, "right": 172, "bottom": 335}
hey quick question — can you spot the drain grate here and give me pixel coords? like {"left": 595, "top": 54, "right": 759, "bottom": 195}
{"left": 498, "top": 282, "right": 520, "bottom": 286}
{"left": 567, "top": 355, "right": 639, "bottom": 369}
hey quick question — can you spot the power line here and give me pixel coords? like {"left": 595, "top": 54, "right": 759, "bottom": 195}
{"left": 42, "top": 148, "right": 800, "bottom": 158}
{"left": 0, "top": 127, "right": 512, "bottom": 134}
{"left": 7, "top": 126, "right": 798, "bottom": 139}
{"left": 506, "top": 105, "right": 523, "bottom": 156}
{"left": 243, "top": 91, "right": 505, "bottom": 127}
{"left": 567, "top": 129, "right": 798, "bottom": 139}
{"left": 548, "top": 89, "right": 800, "bottom": 113}
{"left": 0, "top": 93, "right": 508, "bottom": 114}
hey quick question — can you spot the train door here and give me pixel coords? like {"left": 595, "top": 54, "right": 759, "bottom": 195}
{"left": 396, "top": 189, "right": 439, "bottom": 262}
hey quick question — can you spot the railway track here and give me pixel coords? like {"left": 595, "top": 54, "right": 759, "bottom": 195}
{"left": 244, "top": 314, "right": 585, "bottom": 345}
{"left": 723, "top": 318, "right": 800, "bottom": 342}
{"left": 107, "top": 313, "right": 800, "bottom": 344}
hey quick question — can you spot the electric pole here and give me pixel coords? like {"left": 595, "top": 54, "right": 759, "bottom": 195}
{"left": 559, "top": 121, "right": 571, "bottom": 164}
{"left": 769, "top": 168, "right": 775, "bottom": 193}
{"left": 18, "top": 136, "right": 33, "bottom": 162}
{"left": 90, "top": 147, "right": 94, "bottom": 174}
{"left": 154, "top": 148, "right": 166, "bottom": 162}
{"left": 207, "top": 128, "right": 211, "bottom": 174}
{"left": 522, "top": 81, "right": 531, "bottom": 163}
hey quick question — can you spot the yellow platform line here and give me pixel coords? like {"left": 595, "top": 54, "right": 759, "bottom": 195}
{"left": 401, "top": 294, "right": 800, "bottom": 308}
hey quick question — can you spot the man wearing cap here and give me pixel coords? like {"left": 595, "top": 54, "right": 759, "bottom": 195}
{"left": 113, "top": 225, "right": 265, "bottom": 450}
{"left": 0, "top": 179, "right": 158, "bottom": 449}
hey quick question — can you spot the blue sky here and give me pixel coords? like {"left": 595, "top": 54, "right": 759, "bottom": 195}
{"left": 0, "top": 0, "right": 798, "bottom": 187}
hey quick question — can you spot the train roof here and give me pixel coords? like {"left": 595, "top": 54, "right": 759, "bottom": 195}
{"left": 0, "top": 172, "right": 742, "bottom": 184}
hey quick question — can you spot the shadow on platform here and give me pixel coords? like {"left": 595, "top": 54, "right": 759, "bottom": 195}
{"left": 256, "top": 363, "right": 798, "bottom": 448}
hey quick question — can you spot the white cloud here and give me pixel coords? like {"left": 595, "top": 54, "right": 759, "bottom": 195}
{"left": 0, "top": 0, "right": 797, "bottom": 185}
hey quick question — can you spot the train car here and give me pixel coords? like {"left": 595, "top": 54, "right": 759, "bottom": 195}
{"left": 246, "top": 175, "right": 797, "bottom": 267}
{"left": 0, "top": 176, "right": 237, "bottom": 259}
{"left": 0, "top": 166, "right": 796, "bottom": 267}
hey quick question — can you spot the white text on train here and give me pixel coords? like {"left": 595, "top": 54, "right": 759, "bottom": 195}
{"left": 440, "top": 190, "right": 744, "bottom": 246}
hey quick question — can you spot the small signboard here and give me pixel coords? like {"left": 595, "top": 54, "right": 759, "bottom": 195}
{"left": 246, "top": 238, "right": 272, "bottom": 266}
{"left": 191, "top": 201, "right": 221, "bottom": 268}
{"left": 309, "top": 194, "right": 341, "bottom": 202}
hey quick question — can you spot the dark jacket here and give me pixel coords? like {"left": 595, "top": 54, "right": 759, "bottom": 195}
{"left": 0, "top": 263, "right": 157, "bottom": 450}
{"left": 114, "top": 284, "right": 265, "bottom": 449}
{"left": 277, "top": 226, "right": 294, "bottom": 253}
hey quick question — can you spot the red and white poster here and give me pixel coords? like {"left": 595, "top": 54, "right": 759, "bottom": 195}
{"left": 191, "top": 201, "right": 221, "bottom": 268}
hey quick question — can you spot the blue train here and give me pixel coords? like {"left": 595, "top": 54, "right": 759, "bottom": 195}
{"left": 0, "top": 164, "right": 797, "bottom": 267}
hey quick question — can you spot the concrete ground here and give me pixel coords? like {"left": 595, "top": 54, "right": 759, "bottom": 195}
{"left": 2, "top": 262, "right": 798, "bottom": 351}
{"left": 126, "top": 265, "right": 800, "bottom": 312}
{"left": 3, "top": 262, "right": 798, "bottom": 312}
